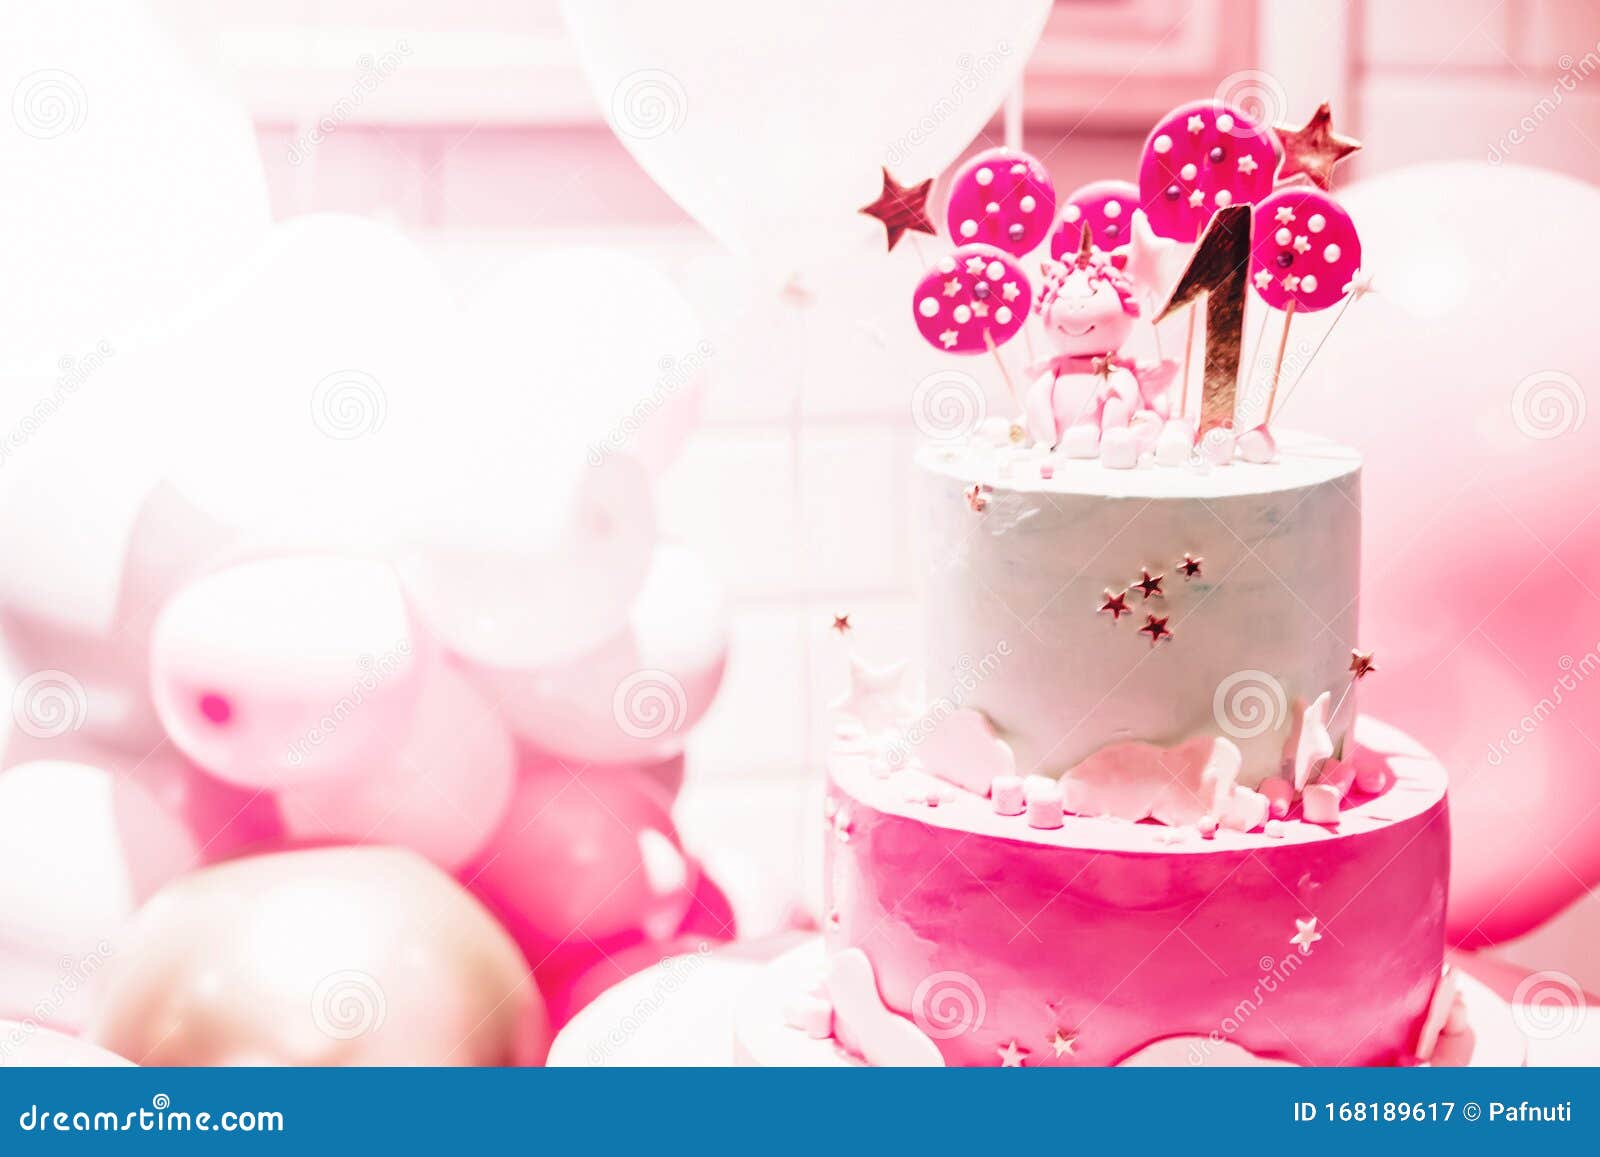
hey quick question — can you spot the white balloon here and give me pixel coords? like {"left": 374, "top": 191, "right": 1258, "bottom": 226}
{"left": 562, "top": 0, "right": 1051, "bottom": 272}
{"left": 150, "top": 556, "right": 428, "bottom": 788}
{"left": 0, "top": 761, "right": 197, "bottom": 1031}
{"left": 0, "top": 0, "right": 268, "bottom": 374}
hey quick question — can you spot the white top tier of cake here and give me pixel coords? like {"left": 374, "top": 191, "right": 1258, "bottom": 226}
{"left": 915, "top": 432, "right": 1360, "bottom": 787}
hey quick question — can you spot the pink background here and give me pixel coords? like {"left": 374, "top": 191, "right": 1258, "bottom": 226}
{"left": 150, "top": 0, "right": 1600, "bottom": 982}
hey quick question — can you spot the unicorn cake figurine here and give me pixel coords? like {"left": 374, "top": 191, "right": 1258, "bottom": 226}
{"left": 1024, "top": 227, "right": 1179, "bottom": 464}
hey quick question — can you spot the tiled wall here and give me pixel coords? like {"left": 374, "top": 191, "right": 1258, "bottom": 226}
{"left": 239, "top": 0, "right": 1600, "bottom": 936}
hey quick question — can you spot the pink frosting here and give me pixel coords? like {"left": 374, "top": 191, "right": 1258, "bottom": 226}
{"left": 825, "top": 716, "right": 1449, "bottom": 1066}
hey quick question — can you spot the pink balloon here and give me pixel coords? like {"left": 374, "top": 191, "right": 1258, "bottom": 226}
{"left": 1286, "top": 162, "right": 1600, "bottom": 944}
{"left": 276, "top": 665, "right": 515, "bottom": 869}
{"left": 150, "top": 556, "right": 428, "bottom": 788}
{"left": 464, "top": 755, "right": 697, "bottom": 1004}
{"left": 87, "top": 847, "right": 547, "bottom": 1065}
{"left": 468, "top": 545, "right": 727, "bottom": 764}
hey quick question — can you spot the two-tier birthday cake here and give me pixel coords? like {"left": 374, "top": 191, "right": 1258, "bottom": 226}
{"left": 733, "top": 97, "right": 1517, "bottom": 1068}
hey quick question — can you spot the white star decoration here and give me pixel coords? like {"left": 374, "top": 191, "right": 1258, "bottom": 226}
{"left": 1253, "top": 269, "right": 1274, "bottom": 291}
{"left": 939, "top": 329, "right": 958, "bottom": 349}
{"left": 1237, "top": 155, "right": 1258, "bottom": 175}
{"left": 1118, "top": 209, "right": 1183, "bottom": 312}
{"left": 1292, "top": 235, "right": 1311, "bottom": 254}
{"left": 1282, "top": 274, "right": 1301, "bottom": 292}
{"left": 1291, "top": 916, "right": 1323, "bottom": 954}
{"left": 1187, "top": 189, "right": 1205, "bottom": 208}
{"left": 1186, "top": 114, "right": 1205, "bottom": 134}
{"left": 964, "top": 256, "right": 987, "bottom": 276}
{"left": 998, "top": 1040, "right": 1028, "bottom": 1066}
{"left": 1275, "top": 206, "right": 1295, "bottom": 225}
{"left": 1051, "top": 1030, "right": 1078, "bottom": 1058}
{"left": 1001, "top": 280, "right": 1020, "bottom": 302}
{"left": 1342, "top": 269, "right": 1376, "bottom": 301}
{"left": 830, "top": 655, "right": 916, "bottom": 736}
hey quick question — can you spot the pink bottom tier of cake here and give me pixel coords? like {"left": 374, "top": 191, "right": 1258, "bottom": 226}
{"left": 824, "top": 717, "right": 1450, "bottom": 1067}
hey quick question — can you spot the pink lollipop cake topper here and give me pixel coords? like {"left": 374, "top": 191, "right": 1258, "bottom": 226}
{"left": 912, "top": 243, "right": 1032, "bottom": 354}
{"left": 1250, "top": 187, "right": 1361, "bottom": 313}
{"left": 945, "top": 147, "right": 1057, "bottom": 257}
{"left": 1050, "top": 179, "right": 1139, "bottom": 257}
{"left": 1137, "top": 99, "right": 1279, "bottom": 242}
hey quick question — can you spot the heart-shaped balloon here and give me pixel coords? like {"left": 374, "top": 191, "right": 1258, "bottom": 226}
{"left": 562, "top": 0, "right": 1052, "bottom": 273}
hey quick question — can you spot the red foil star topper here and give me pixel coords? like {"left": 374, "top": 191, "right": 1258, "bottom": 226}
{"left": 1140, "top": 614, "right": 1173, "bottom": 645}
{"left": 860, "top": 168, "right": 936, "bottom": 252}
{"left": 1273, "top": 103, "right": 1362, "bottom": 191}
{"left": 1099, "top": 589, "right": 1131, "bottom": 621}
{"left": 1179, "top": 554, "right": 1203, "bottom": 578}
{"left": 1350, "top": 649, "right": 1378, "bottom": 680}
{"left": 1133, "top": 569, "right": 1164, "bottom": 600}
{"left": 831, "top": 613, "right": 852, "bottom": 634}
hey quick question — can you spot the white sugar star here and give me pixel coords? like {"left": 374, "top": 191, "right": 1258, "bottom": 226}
{"left": 1001, "top": 280, "right": 1020, "bottom": 302}
{"left": 939, "top": 329, "right": 958, "bottom": 349}
{"left": 1292, "top": 234, "right": 1311, "bottom": 254}
{"left": 1253, "top": 269, "right": 1274, "bottom": 291}
{"left": 1237, "top": 154, "right": 1259, "bottom": 175}
{"left": 1291, "top": 916, "right": 1323, "bottom": 954}
{"left": 1342, "top": 269, "right": 1376, "bottom": 301}
{"left": 1275, "top": 205, "right": 1296, "bottom": 225}
{"left": 942, "top": 277, "right": 961, "bottom": 297}
{"left": 1051, "top": 1030, "right": 1078, "bottom": 1058}
{"left": 1187, "top": 114, "right": 1205, "bottom": 134}
{"left": 1281, "top": 274, "right": 1301, "bottom": 292}
{"left": 964, "top": 256, "right": 987, "bottom": 276}
{"left": 1187, "top": 189, "right": 1205, "bottom": 208}
{"left": 971, "top": 301, "right": 989, "bottom": 318}
{"left": 998, "top": 1040, "right": 1028, "bottom": 1067}
{"left": 831, "top": 655, "right": 916, "bottom": 735}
